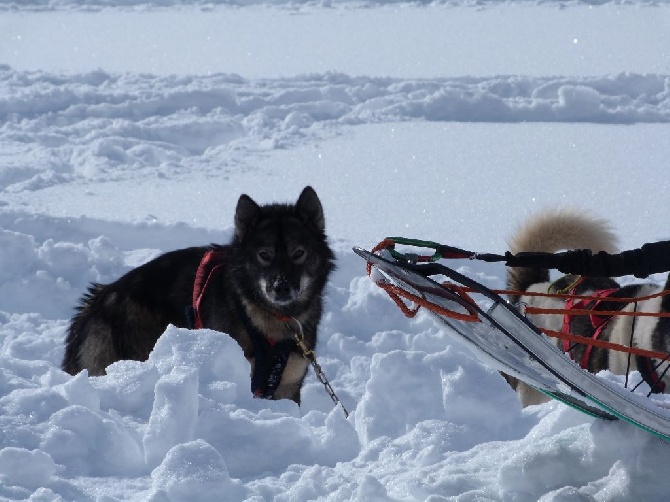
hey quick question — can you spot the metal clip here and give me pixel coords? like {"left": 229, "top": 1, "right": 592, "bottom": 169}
{"left": 286, "top": 317, "right": 349, "bottom": 418}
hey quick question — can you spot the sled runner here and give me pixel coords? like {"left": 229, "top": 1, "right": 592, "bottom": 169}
{"left": 354, "top": 240, "right": 670, "bottom": 441}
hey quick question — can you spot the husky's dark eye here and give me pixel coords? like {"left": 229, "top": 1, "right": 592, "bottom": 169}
{"left": 257, "top": 249, "right": 274, "bottom": 265}
{"left": 291, "top": 247, "right": 307, "bottom": 264}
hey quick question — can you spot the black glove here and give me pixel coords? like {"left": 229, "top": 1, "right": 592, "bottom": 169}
{"left": 506, "top": 241, "right": 670, "bottom": 279}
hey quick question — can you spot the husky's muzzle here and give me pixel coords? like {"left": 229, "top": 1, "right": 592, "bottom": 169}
{"left": 263, "top": 275, "right": 301, "bottom": 304}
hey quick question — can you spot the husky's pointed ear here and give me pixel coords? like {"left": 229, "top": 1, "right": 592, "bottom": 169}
{"left": 296, "top": 186, "right": 325, "bottom": 233}
{"left": 235, "top": 194, "right": 261, "bottom": 241}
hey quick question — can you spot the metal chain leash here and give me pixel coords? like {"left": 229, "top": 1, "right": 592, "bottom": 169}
{"left": 286, "top": 317, "right": 349, "bottom": 418}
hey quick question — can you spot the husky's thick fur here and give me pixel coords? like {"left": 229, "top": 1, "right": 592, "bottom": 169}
{"left": 63, "top": 186, "right": 335, "bottom": 404}
{"left": 506, "top": 209, "right": 670, "bottom": 407}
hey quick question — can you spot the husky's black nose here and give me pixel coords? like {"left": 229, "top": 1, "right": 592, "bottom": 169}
{"left": 273, "top": 276, "right": 294, "bottom": 301}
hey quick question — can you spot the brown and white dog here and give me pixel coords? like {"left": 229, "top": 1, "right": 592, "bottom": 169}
{"left": 505, "top": 209, "right": 670, "bottom": 407}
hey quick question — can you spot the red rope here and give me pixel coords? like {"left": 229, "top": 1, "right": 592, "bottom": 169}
{"left": 489, "top": 287, "right": 670, "bottom": 305}
{"left": 372, "top": 278, "right": 480, "bottom": 323}
{"left": 541, "top": 328, "right": 670, "bottom": 362}
{"left": 524, "top": 307, "right": 670, "bottom": 318}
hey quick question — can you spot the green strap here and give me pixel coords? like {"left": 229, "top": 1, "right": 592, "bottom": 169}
{"left": 384, "top": 237, "right": 444, "bottom": 263}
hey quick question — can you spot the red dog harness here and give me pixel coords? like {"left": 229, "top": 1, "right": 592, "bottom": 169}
{"left": 561, "top": 278, "right": 618, "bottom": 369}
{"left": 561, "top": 277, "right": 666, "bottom": 394}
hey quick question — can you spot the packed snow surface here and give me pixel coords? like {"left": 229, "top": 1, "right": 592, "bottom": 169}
{"left": 1, "top": 0, "right": 670, "bottom": 500}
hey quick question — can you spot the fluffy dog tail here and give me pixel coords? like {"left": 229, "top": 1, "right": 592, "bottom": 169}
{"left": 506, "top": 209, "right": 618, "bottom": 303}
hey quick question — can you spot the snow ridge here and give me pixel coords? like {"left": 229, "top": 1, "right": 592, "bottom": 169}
{"left": 2, "top": 67, "right": 668, "bottom": 192}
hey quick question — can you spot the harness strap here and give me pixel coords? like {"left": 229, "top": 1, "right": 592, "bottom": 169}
{"left": 191, "top": 249, "right": 226, "bottom": 330}
{"left": 561, "top": 278, "right": 618, "bottom": 369}
{"left": 253, "top": 339, "right": 295, "bottom": 399}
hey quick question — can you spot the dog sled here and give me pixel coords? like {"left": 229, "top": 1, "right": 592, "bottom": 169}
{"left": 354, "top": 238, "right": 670, "bottom": 441}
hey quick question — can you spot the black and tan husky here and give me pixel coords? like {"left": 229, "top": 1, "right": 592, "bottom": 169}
{"left": 62, "top": 186, "right": 335, "bottom": 404}
{"left": 506, "top": 209, "right": 670, "bottom": 407}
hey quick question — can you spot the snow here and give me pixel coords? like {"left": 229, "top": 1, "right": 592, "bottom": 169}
{"left": 0, "top": 0, "right": 670, "bottom": 500}
{"left": 3, "top": 6, "right": 670, "bottom": 77}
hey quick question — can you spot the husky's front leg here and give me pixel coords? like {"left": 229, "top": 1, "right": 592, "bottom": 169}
{"left": 273, "top": 354, "right": 309, "bottom": 404}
